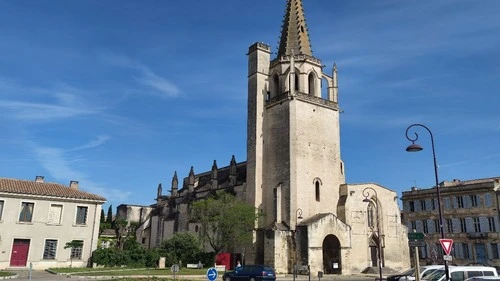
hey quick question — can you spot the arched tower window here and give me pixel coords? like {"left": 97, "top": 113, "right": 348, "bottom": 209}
{"left": 272, "top": 74, "right": 280, "bottom": 97}
{"left": 367, "top": 203, "right": 375, "bottom": 228}
{"left": 315, "top": 181, "right": 320, "bottom": 202}
{"left": 295, "top": 69, "right": 299, "bottom": 91}
{"left": 308, "top": 72, "right": 316, "bottom": 96}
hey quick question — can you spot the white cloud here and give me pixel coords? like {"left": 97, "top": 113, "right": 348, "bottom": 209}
{"left": 69, "top": 135, "right": 111, "bottom": 152}
{"left": 101, "top": 52, "right": 180, "bottom": 98}
{"left": 32, "top": 142, "right": 130, "bottom": 203}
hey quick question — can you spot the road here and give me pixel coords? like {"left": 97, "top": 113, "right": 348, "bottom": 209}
{"left": 6, "top": 270, "right": 378, "bottom": 281}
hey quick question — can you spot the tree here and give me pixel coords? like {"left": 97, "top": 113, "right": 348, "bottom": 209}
{"left": 65, "top": 240, "right": 83, "bottom": 268}
{"left": 106, "top": 205, "right": 113, "bottom": 225}
{"left": 160, "top": 232, "right": 201, "bottom": 266}
{"left": 114, "top": 218, "right": 139, "bottom": 250}
{"left": 191, "top": 192, "right": 261, "bottom": 255}
{"left": 100, "top": 209, "right": 105, "bottom": 223}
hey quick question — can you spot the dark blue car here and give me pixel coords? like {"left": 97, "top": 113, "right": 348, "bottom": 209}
{"left": 222, "top": 265, "right": 276, "bottom": 281}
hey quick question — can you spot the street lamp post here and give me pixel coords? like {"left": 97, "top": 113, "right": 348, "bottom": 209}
{"left": 362, "top": 187, "right": 383, "bottom": 281}
{"left": 293, "top": 208, "right": 303, "bottom": 281}
{"left": 405, "top": 123, "right": 449, "bottom": 281}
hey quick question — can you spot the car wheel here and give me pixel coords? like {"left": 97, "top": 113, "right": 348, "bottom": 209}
{"left": 225, "top": 276, "right": 231, "bottom": 281}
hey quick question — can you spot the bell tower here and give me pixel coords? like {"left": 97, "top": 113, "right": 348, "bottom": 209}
{"left": 246, "top": 0, "right": 345, "bottom": 270}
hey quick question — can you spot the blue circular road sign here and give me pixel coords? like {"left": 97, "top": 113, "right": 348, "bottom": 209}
{"left": 207, "top": 267, "right": 218, "bottom": 281}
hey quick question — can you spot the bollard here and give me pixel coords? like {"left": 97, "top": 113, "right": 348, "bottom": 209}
{"left": 318, "top": 271, "right": 323, "bottom": 281}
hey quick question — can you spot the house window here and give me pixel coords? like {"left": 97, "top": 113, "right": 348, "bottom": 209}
{"left": 444, "top": 197, "right": 451, "bottom": 209}
{"left": 409, "top": 201, "right": 415, "bottom": 212}
{"left": 76, "top": 206, "right": 88, "bottom": 225}
{"left": 410, "top": 221, "right": 417, "bottom": 231}
{"left": 470, "top": 195, "right": 478, "bottom": 207}
{"left": 423, "top": 220, "right": 429, "bottom": 234}
{"left": 420, "top": 200, "right": 426, "bottom": 211}
{"left": 19, "top": 202, "right": 34, "bottom": 222}
{"left": 457, "top": 196, "right": 464, "bottom": 208}
{"left": 446, "top": 218, "right": 453, "bottom": 233}
{"left": 70, "top": 240, "right": 84, "bottom": 259}
{"left": 492, "top": 243, "right": 499, "bottom": 259}
{"left": 484, "top": 193, "right": 493, "bottom": 207}
{"left": 47, "top": 204, "right": 63, "bottom": 224}
{"left": 463, "top": 243, "right": 470, "bottom": 259}
{"left": 0, "top": 200, "right": 4, "bottom": 220}
{"left": 473, "top": 217, "right": 481, "bottom": 233}
{"left": 433, "top": 220, "right": 440, "bottom": 234}
{"left": 460, "top": 218, "right": 466, "bottom": 232}
{"left": 43, "top": 239, "right": 58, "bottom": 259}
{"left": 489, "top": 217, "right": 496, "bottom": 232}
{"left": 315, "top": 181, "right": 320, "bottom": 202}
{"left": 431, "top": 199, "right": 436, "bottom": 210}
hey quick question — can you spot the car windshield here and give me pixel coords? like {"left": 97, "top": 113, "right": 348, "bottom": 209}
{"left": 423, "top": 269, "right": 445, "bottom": 281}
{"left": 402, "top": 268, "right": 416, "bottom": 276}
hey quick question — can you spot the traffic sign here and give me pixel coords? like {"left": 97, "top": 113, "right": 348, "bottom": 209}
{"left": 440, "top": 239, "right": 454, "bottom": 255}
{"left": 409, "top": 241, "right": 426, "bottom": 247}
{"left": 443, "top": 255, "right": 453, "bottom": 261}
{"left": 408, "top": 232, "right": 425, "bottom": 240}
{"left": 207, "top": 267, "right": 218, "bottom": 281}
{"left": 171, "top": 264, "right": 180, "bottom": 273}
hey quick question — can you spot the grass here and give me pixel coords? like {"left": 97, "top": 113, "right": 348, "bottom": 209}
{"left": 49, "top": 267, "right": 211, "bottom": 277}
{"left": 0, "top": 271, "right": 17, "bottom": 277}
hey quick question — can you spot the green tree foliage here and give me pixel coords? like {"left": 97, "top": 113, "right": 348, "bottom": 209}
{"left": 191, "top": 192, "right": 261, "bottom": 254}
{"left": 159, "top": 232, "right": 201, "bottom": 266}
{"left": 100, "top": 209, "right": 105, "bottom": 223}
{"left": 65, "top": 240, "right": 84, "bottom": 268}
{"left": 106, "top": 205, "right": 113, "bottom": 224}
{"left": 114, "top": 218, "right": 138, "bottom": 250}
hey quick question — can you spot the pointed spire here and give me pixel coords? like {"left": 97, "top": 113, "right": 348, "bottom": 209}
{"left": 171, "top": 171, "right": 178, "bottom": 196}
{"left": 211, "top": 160, "right": 218, "bottom": 179}
{"left": 229, "top": 155, "right": 237, "bottom": 176}
{"left": 277, "top": 0, "right": 313, "bottom": 57}
{"left": 157, "top": 183, "right": 162, "bottom": 198}
{"left": 188, "top": 166, "right": 195, "bottom": 192}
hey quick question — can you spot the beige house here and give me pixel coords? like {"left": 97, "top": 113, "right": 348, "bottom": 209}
{"left": 0, "top": 176, "right": 105, "bottom": 270}
{"left": 401, "top": 177, "right": 500, "bottom": 267}
{"left": 129, "top": 0, "right": 411, "bottom": 275}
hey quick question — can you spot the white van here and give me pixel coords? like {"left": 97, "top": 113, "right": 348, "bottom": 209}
{"left": 400, "top": 265, "right": 446, "bottom": 281}
{"left": 423, "top": 266, "right": 498, "bottom": 281}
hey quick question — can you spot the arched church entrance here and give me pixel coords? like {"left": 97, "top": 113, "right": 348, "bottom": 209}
{"left": 322, "top": 234, "right": 341, "bottom": 274}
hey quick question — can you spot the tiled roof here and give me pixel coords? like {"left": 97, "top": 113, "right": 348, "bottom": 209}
{"left": 0, "top": 178, "right": 106, "bottom": 202}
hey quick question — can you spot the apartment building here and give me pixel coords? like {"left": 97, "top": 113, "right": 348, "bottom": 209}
{"left": 0, "top": 176, "right": 106, "bottom": 269}
{"left": 401, "top": 177, "right": 500, "bottom": 267}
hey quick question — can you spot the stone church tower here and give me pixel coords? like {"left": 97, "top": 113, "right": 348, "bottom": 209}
{"left": 245, "top": 0, "right": 410, "bottom": 275}
{"left": 130, "top": 0, "right": 410, "bottom": 276}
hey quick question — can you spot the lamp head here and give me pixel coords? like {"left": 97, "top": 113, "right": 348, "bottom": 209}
{"left": 298, "top": 215, "right": 303, "bottom": 219}
{"left": 363, "top": 198, "right": 371, "bottom": 203}
{"left": 406, "top": 143, "right": 423, "bottom": 152}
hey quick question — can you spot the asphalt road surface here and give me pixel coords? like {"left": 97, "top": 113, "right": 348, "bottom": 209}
{"left": 7, "top": 270, "right": 377, "bottom": 281}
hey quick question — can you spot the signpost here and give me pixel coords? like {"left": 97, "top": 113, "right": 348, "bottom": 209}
{"left": 440, "top": 239, "right": 454, "bottom": 255}
{"left": 207, "top": 267, "right": 218, "bottom": 281}
{"left": 408, "top": 232, "right": 425, "bottom": 240}
{"left": 409, "top": 241, "right": 426, "bottom": 247}
{"left": 171, "top": 264, "right": 180, "bottom": 281}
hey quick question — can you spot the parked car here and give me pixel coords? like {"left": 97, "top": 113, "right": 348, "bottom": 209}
{"left": 423, "top": 266, "right": 498, "bottom": 281}
{"left": 401, "top": 265, "right": 446, "bottom": 281}
{"left": 222, "top": 265, "right": 276, "bottom": 281}
{"left": 387, "top": 268, "right": 415, "bottom": 281}
{"left": 465, "top": 277, "right": 500, "bottom": 281}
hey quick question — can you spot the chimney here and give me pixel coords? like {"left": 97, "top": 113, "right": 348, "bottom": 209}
{"left": 70, "top": 180, "right": 79, "bottom": 189}
{"left": 35, "top": 176, "right": 44, "bottom": 183}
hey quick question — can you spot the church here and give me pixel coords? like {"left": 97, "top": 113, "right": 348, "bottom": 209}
{"left": 133, "top": 0, "right": 410, "bottom": 275}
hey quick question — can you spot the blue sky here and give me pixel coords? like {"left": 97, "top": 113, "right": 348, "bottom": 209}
{"left": 1, "top": 0, "right": 499, "bottom": 210}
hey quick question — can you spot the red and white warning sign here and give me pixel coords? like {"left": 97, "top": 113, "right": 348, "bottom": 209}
{"left": 440, "top": 239, "right": 454, "bottom": 255}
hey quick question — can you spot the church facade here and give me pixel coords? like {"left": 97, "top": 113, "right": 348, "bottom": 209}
{"left": 134, "top": 0, "right": 410, "bottom": 275}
